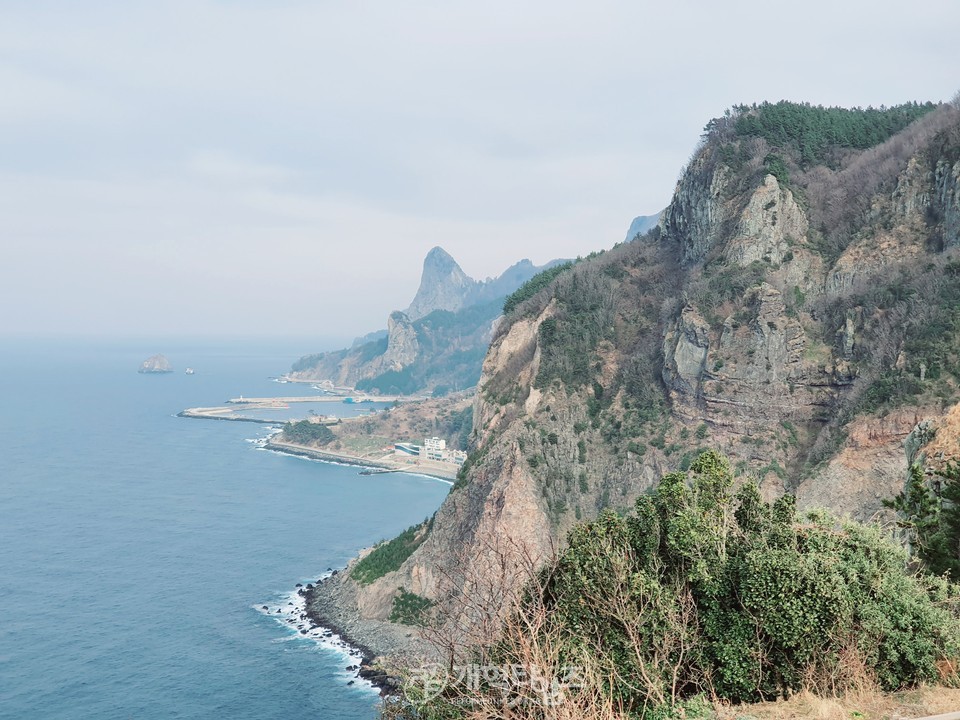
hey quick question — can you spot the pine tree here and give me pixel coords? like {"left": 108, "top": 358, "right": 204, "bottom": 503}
{"left": 884, "top": 462, "right": 940, "bottom": 563}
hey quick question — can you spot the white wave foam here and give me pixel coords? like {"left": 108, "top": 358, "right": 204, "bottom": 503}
{"left": 254, "top": 576, "right": 377, "bottom": 694}
{"left": 245, "top": 426, "right": 285, "bottom": 447}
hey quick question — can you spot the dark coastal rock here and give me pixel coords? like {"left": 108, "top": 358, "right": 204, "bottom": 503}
{"left": 296, "top": 573, "right": 435, "bottom": 696}
{"left": 261, "top": 605, "right": 268, "bottom": 610}
{"left": 296, "top": 583, "right": 302, "bottom": 588}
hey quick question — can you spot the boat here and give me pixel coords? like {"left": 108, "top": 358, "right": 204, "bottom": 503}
{"left": 185, "top": 368, "right": 195, "bottom": 375}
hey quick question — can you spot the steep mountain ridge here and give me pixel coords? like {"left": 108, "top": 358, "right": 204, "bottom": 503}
{"left": 289, "top": 247, "right": 563, "bottom": 393}
{"left": 404, "top": 247, "right": 475, "bottom": 320}
{"left": 316, "top": 100, "right": 960, "bottom": 642}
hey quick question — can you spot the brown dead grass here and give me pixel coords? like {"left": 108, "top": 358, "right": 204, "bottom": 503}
{"left": 716, "top": 686, "right": 960, "bottom": 720}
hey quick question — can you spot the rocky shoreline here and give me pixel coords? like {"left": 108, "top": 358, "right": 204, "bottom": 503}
{"left": 301, "top": 568, "right": 437, "bottom": 695}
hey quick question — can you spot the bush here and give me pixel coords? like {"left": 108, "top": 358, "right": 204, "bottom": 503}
{"left": 503, "top": 262, "right": 574, "bottom": 315}
{"left": 389, "top": 588, "right": 434, "bottom": 625}
{"left": 281, "top": 420, "right": 334, "bottom": 445}
{"left": 429, "top": 452, "right": 960, "bottom": 717}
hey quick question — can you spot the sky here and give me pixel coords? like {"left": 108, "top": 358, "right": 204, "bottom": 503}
{"left": 1, "top": 1, "right": 958, "bottom": 341}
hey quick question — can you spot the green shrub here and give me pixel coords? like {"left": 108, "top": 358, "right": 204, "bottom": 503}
{"left": 350, "top": 520, "right": 430, "bottom": 585}
{"left": 502, "top": 262, "right": 573, "bottom": 315}
{"left": 389, "top": 588, "right": 434, "bottom": 625}
{"left": 578, "top": 471, "right": 589, "bottom": 494}
{"left": 281, "top": 420, "right": 334, "bottom": 445}
{"left": 451, "top": 452, "right": 960, "bottom": 716}
{"left": 628, "top": 440, "right": 647, "bottom": 457}
{"left": 763, "top": 152, "right": 790, "bottom": 184}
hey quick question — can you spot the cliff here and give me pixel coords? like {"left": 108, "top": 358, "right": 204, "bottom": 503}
{"left": 404, "top": 247, "right": 474, "bottom": 320}
{"left": 318, "top": 99, "right": 960, "bottom": 647}
{"left": 290, "top": 247, "right": 564, "bottom": 394}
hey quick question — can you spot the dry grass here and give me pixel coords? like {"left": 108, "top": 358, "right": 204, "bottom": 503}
{"left": 717, "top": 686, "right": 960, "bottom": 720}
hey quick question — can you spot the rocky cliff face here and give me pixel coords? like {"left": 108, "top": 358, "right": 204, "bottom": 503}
{"left": 338, "top": 101, "right": 960, "bottom": 637}
{"left": 405, "top": 247, "right": 475, "bottom": 320}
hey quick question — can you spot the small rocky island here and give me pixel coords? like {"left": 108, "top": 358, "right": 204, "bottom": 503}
{"left": 138, "top": 354, "right": 173, "bottom": 374}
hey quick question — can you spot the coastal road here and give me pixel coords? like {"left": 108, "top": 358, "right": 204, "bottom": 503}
{"left": 226, "top": 395, "right": 423, "bottom": 404}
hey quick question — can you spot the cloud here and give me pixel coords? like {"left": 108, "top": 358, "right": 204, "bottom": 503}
{"left": 187, "top": 151, "right": 295, "bottom": 186}
{"left": 1, "top": 0, "right": 958, "bottom": 338}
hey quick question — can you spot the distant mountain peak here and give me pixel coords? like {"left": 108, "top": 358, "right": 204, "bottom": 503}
{"left": 291, "top": 246, "right": 568, "bottom": 393}
{"left": 425, "top": 245, "right": 457, "bottom": 264}
{"left": 406, "top": 246, "right": 473, "bottom": 320}
{"left": 624, "top": 212, "right": 663, "bottom": 242}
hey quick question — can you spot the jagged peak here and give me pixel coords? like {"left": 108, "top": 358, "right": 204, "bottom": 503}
{"left": 406, "top": 247, "right": 474, "bottom": 320}
{"left": 423, "top": 246, "right": 463, "bottom": 271}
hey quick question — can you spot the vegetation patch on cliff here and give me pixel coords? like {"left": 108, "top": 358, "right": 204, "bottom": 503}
{"left": 502, "top": 261, "right": 574, "bottom": 316}
{"left": 730, "top": 100, "right": 938, "bottom": 168}
{"left": 350, "top": 519, "right": 432, "bottom": 585}
{"left": 389, "top": 588, "right": 434, "bottom": 626}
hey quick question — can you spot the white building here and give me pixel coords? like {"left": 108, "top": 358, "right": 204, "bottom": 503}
{"left": 423, "top": 437, "right": 446, "bottom": 461}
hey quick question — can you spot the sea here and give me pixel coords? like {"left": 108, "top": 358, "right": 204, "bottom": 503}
{"left": 0, "top": 337, "right": 450, "bottom": 719}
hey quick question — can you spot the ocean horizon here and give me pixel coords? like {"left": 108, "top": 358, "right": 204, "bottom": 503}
{"left": 0, "top": 337, "right": 449, "bottom": 719}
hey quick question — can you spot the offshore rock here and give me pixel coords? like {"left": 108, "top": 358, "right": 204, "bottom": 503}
{"left": 138, "top": 354, "right": 172, "bottom": 373}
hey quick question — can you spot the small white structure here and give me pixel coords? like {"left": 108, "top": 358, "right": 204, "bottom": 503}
{"left": 423, "top": 437, "right": 446, "bottom": 461}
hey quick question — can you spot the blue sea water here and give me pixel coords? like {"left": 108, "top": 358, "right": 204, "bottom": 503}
{"left": 0, "top": 338, "right": 449, "bottom": 719}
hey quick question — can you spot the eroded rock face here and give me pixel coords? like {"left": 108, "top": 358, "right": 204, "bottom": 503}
{"left": 726, "top": 174, "right": 808, "bottom": 266}
{"left": 795, "top": 408, "right": 927, "bottom": 521}
{"left": 936, "top": 159, "right": 960, "bottom": 247}
{"left": 826, "top": 154, "right": 952, "bottom": 294}
{"left": 379, "top": 312, "right": 419, "bottom": 372}
{"left": 405, "top": 247, "right": 474, "bottom": 320}
{"left": 662, "top": 306, "right": 711, "bottom": 402}
{"left": 139, "top": 354, "right": 172, "bottom": 373}
{"left": 659, "top": 155, "right": 731, "bottom": 265}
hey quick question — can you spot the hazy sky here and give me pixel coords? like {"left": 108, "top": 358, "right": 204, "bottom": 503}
{"left": 2, "top": 1, "right": 958, "bottom": 339}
